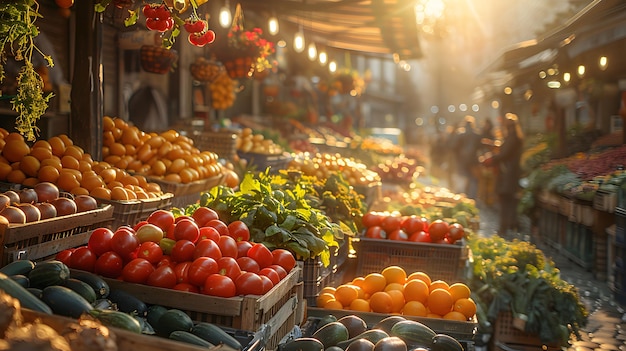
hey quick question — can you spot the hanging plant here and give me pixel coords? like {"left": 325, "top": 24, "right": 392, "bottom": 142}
{"left": 0, "top": 0, "right": 54, "bottom": 141}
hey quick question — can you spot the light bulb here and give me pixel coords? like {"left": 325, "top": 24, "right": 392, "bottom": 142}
{"left": 307, "top": 43, "right": 317, "bottom": 61}
{"left": 268, "top": 17, "right": 279, "bottom": 35}
{"left": 319, "top": 51, "right": 327, "bottom": 65}
{"left": 293, "top": 30, "right": 305, "bottom": 53}
{"left": 219, "top": 7, "right": 232, "bottom": 28}
{"left": 329, "top": 61, "right": 337, "bottom": 73}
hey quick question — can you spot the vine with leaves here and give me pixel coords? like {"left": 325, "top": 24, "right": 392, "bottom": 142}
{"left": 0, "top": 0, "right": 53, "bottom": 141}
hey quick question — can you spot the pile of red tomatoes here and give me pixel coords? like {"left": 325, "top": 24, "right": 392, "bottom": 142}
{"left": 56, "top": 207, "right": 296, "bottom": 298}
{"left": 361, "top": 211, "right": 466, "bottom": 245}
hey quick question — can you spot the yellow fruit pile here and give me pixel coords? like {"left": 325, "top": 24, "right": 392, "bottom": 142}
{"left": 209, "top": 70, "right": 236, "bottom": 110}
{"left": 317, "top": 266, "right": 476, "bottom": 321}
{"left": 236, "top": 128, "right": 284, "bottom": 155}
{"left": 0, "top": 129, "right": 165, "bottom": 201}
{"left": 102, "top": 116, "right": 224, "bottom": 184}
{"left": 288, "top": 153, "right": 380, "bottom": 186}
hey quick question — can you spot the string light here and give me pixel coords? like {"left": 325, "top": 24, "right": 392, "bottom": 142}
{"left": 268, "top": 16, "right": 279, "bottom": 35}
{"left": 319, "top": 51, "right": 327, "bottom": 65}
{"left": 293, "top": 25, "right": 305, "bottom": 53}
{"left": 219, "top": 1, "right": 232, "bottom": 28}
{"left": 307, "top": 43, "right": 317, "bottom": 60}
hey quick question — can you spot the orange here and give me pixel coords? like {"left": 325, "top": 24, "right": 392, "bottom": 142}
{"left": 402, "top": 300, "right": 428, "bottom": 317}
{"left": 448, "top": 283, "right": 471, "bottom": 301}
{"left": 362, "top": 273, "right": 387, "bottom": 295}
{"left": 61, "top": 155, "right": 80, "bottom": 170}
{"left": 90, "top": 186, "right": 111, "bottom": 200}
{"left": 71, "top": 187, "right": 90, "bottom": 196}
{"left": 2, "top": 138, "right": 30, "bottom": 163}
{"left": 29, "top": 147, "right": 53, "bottom": 161}
{"left": 386, "top": 289, "right": 405, "bottom": 313}
{"left": 63, "top": 145, "right": 83, "bottom": 160}
{"left": 407, "top": 271, "right": 432, "bottom": 286}
{"left": 320, "top": 287, "right": 336, "bottom": 295}
{"left": 427, "top": 288, "right": 453, "bottom": 316}
{"left": 323, "top": 299, "right": 343, "bottom": 310}
{"left": 334, "top": 284, "right": 359, "bottom": 307}
{"left": 429, "top": 280, "right": 450, "bottom": 293}
{"left": 403, "top": 279, "right": 429, "bottom": 303}
{"left": 0, "top": 162, "right": 13, "bottom": 180}
{"left": 103, "top": 116, "right": 115, "bottom": 131}
{"left": 316, "top": 292, "right": 335, "bottom": 307}
{"left": 22, "top": 177, "right": 39, "bottom": 187}
{"left": 382, "top": 266, "right": 406, "bottom": 285}
{"left": 19, "top": 155, "right": 40, "bottom": 177}
{"left": 6, "top": 169, "right": 26, "bottom": 184}
{"left": 443, "top": 311, "right": 467, "bottom": 321}
{"left": 369, "top": 291, "right": 393, "bottom": 314}
{"left": 351, "top": 277, "right": 365, "bottom": 289}
{"left": 164, "top": 173, "right": 182, "bottom": 183}
{"left": 109, "top": 142, "right": 126, "bottom": 157}
{"left": 57, "top": 171, "right": 80, "bottom": 191}
{"left": 384, "top": 283, "right": 405, "bottom": 293}
{"left": 453, "top": 298, "right": 477, "bottom": 319}
{"left": 111, "top": 186, "right": 130, "bottom": 201}
{"left": 58, "top": 134, "right": 74, "bottom": 147}
{"left": 48, "top": 136, "right": 66, "bottom": 157}
{"left": 426, "top": 312, "right": 442, "bottom": 318}
{"left": 38, "top": 165, "right": 60, "bottom": 183}
{"left": 349, "top": 298, "right": 370, "bottom": 312}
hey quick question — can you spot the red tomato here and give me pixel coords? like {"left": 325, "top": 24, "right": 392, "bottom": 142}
{"left": 388, "top": 229, "right": 409, "bottom": 241}
{"left": 183, "top": 19, "right": 206, "bottom": 33}
{"left": 247, "top": 243, "right": 273, "bottom": 269}
{"left": 235, "top": 272, "right": 264, "bottom": 295}
{"left": 146, "top": 265, "right": 177, "bottom": 289}
{"left": 198, "top": 227, "right": 220, "bottom": 242}
{"left": 55, "top": 248, "right": 75, "bottom": 266}
{"left": 217, "top": 257, "right": 242, "bottom": 279}
{"left": 217, "top": 235, "right": 238, "bottom": 258}
{"left": 133, "top": 220, "right": 149, "bottom": 232}
{"left": 173, "top": 261, "right": 192, "bottom": 284}
{"left": 136, "top": 241, "right": 163, "bottom": 264}
{"left": 173, "top": 283, "right": 200, "bottom": 293}
{"left": 401, "top": 216, "right": 426, "bottom": 234}
{"left": 171, "top": 240, "right": 196, "bottom": 263}
{"left": 147, "top": 209, "right": 175, "bottom": 232}
{"left": 447, "top": 223, "right": 466, "bottom": 242}
{"left": 236, "top": 241, "right": 253, "bottom": 258}
{"left": 271, "top": 249, "right": 296, "bottom": 273}
{"left": 94, "top": 251, "right": 124, "bottom": 278}
{"left": 207, "top": 219, "right": 229, "bottom": 236}
{"left": 188, "top": 32, "right": 208, "bottom": 47}
{"left": 142, "top": 4, "right": 157, "bottom": 18}
{"left": 362, "top": 212, "right": 385, "bottom": 228}
{"left": 146, "top": 17, "right": 169, "bottom": 32}
{"left": 159, "top": 238, "right": 176, "bottom": 255}
{"left": 236, "top": 257, "right": 260, "bottom": 273}
{"left": 158, "top": 255, "right": 175, "bottom": 269}
{"left": 203, "top": 274, "right": 236, "bottom": 297}
{"left": 259, "top": 267, "right": 280, "bottom": 285}
{"left": 111, "top": 227, "right": 140, "bottom": 261}
{"left": 381, "top": 216, "right": 403, "bottom": 232}
{"left": 365, "top": 226, "right": 386, "bottom": 239}
{"left": 122, "top": 258, "right": 155, "bottom": 284}
{"left": 408, "top": 230, "right": 431, "bottom": 243}
{"left": 188, "top": 257, "right": 218, "bottom": 287}
{"left": 173, "top": 218, "right": 200, "bottom": 243}
{"left": 191, "top": 207, "right": 219, "bottom": 227}
{"left": 193, "top": 239, "right": 223, "bottom": 261}
{"left": 165, "top": 222, "right": 176, "bottom": 240}
{"left": 259, "top": 275, "right": 274, "bottom": 294}
{"left": 227, "top": 221, "right": 250, "bottom": 242}
{"left": 69, "top": 246, "right": 97, "bottom": 272}
{"left": 428, "top": 220, "right": 450, "bottom": 242}
{"left": 88, "top": 227, "right": 114, "bottom": 256}
{"left": 153, "top": 4, "right": 170, "bottom": 19}
{"left": 175, "top": 215, "right": 195, "bottom": 223}
{"left": 268, "top": 264, "right": 288, "bottom": 280}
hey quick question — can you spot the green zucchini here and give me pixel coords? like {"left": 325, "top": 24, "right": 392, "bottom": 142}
{"left": 191, "top": 322, "right": 243, "bottom": 350}
{"left": 107, "top": 289, "right": 147, "bottom": 317}
{"left": 431, "top": 334, "right": 464, "bottom": 351}
{"left": 26, "top": 287, "right": 42, "bottom": 298}
{"left": 88, "top": 309, "right": 142, "bottom": 334}
{"left": 312, "top": 321, "right": 350, "bottom": 348}
{"left": 170, "top": 330, "right": 215, "bottom": 347}
{"left": 0, "top": 272, "right": 52, "bottom": 314}
{"left": 280, "top": 337, "right": 325, "bottom": 351}
{"left": 154, "top": 309, "right": 194, "bottom": 338}
{"left": 147, "top": 305, "right": 168, "bottom": 327}
{"left": 9, "top": 274, "right": 29, "bottom": 288}
{"left": 62, "top": 278, "right": 97, "bottom": 304}
{"left": 389, "top": 320, "right": 436, "bottom": 349}
{"left": 28, "top": 260, "right": 70, "bottom": 289}
{"left": 336, "top": 329, "right": 390, "bottom": 349}
{"left": 41, "top": 285, "right": 94, "bottom": 318}
{"left": 70, "top": 271, "right": 110, "bottom": 299}
{"left": 0, "top": 260, "right": 36, "bottom": 276}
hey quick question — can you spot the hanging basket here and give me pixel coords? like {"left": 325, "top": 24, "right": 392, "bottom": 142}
{"left": 189, "top": 57, "right": 222, "bottom": 82}
{"left": 221, "top": 55, "right": 256, "bottom": 79}
{"left": 140, "top": 45, "right": 178, "bottom": 75}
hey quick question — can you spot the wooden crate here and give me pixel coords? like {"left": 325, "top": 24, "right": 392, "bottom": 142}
{"left": 150, "top": 175, "right": 223, "bottom": 209}
{"left": 352, "top": 237, "right": 469, "bottom": 283}
{"left": 491, "top": 311, "right": 562, "bottom": 351}
{"left": 97, "top": 193, "right": 173, "bottom": 229}
{"left": 593, "top": 189, "right": 617, "bottom": 213}
{"left": 237, "top": 152, "right": 293, "bottom": 174}
{"left": 190, "top": 130, "right": 238, "bottom": 160}
{"left": 0, "top": 204, "right": 114, "bottom": 265}
{"left": 100, "top": 266, "right": 303, "bottom": 350}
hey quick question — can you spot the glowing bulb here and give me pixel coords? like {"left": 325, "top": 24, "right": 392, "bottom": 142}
{"left": 577, "top": 65, "right": 585, "bottom": 77}
{"left": 268, "top": 17, "right": 279, "bottom": 35}
{"left": 293, "top": 31, "right": 305, "bottom": 53}
{"left": 307, "top": 43, "right": 317, "bottom": 61}
{"left": 319, "top": 51, "right": 327, "bottom": 65}
{"left": 599, "top": 56, "right": 607, "bottom": 70}
{"left": 563, "top": 72, "right": 571, "bottom": 82}
{"left": 329, "top": 61, "right": 337, "bottom": 73}
{"left": 219, "top": 7, "right": 232, "bottom": 28}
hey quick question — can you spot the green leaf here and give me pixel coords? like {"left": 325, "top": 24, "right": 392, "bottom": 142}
{"left": 281, "top": 215, "right": 297, "bottom": 231}
{"left": 124, "top": 9, "right": 138, "bottom": 27}
{"left": 95, "top": 0, "right": 112, "bottom": 12}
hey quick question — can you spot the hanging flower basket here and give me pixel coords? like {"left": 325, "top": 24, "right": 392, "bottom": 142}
{"left": 189, "top": 57, "right": 222, "bottom": 82}
{"left": 221, "top": 54, "right": 255, "bottom": 79}
{"left": 140, "top": 45, "right": 178, "bottom": 74}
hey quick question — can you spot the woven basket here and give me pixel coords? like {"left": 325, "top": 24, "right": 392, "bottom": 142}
{"left": 222, "top": 56, "right": 255, "bottom": 79}
{"left": 190, "top": 131, "right": 238, "bottom": 160}
{"left": 140, "top": 45, "right": 178, "bottom": 74}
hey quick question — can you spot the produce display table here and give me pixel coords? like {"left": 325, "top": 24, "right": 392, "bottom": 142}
{"left": 149, "top": 175, "right": 223, "bottom": 209}
{"left": 96, "top": 194, "right": 173, "bottom": 229}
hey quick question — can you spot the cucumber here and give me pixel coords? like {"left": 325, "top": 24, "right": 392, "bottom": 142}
{"left": 280, "top": 337, "right": 325, "bottom": 351}
{"left": 41, "top": 285, "right": 94, "bottom": 318}
{"left": 312, "top": 321, "right": 350, "bottom": 348}
{"left": 0, "top": 272, "right": 52, "bottom": 314}
{"left": 28, "top": 260, "right": 70, "bottom": 289}
{"left": 62, "top": 278, "right": 97, "bottom": 304}
{"left": 431, "top": 334, "right": 464, "bottom": 351}
{"left": 373, "top": 316, "right": 406, "bottom": 334}
{"left": 88, "top": 309, "right": 142, "bottom": 334}
{"left": 373, "top": 336, "right": 407, "bottom": 351}
{"left": 147, "top": 305, "right": 168, "bottom": 327}
{"left": 0, "top": 260, "right": 36, "bottom": 276}
{"left": 170, "top": 330, "right": 215, "bottom": 348}
{"left": 71, "top": 271, "right": 110, "bottom": 299}
{"left": 191, "top": 322, "right": 243, "bottom": 350}
{"left": 27, "top": 287, "right": 42, "bottom": 298}
{"left": 389, "top": 320, "right": 436, "bottom": 349}
{"left": 9, "top": 274, "right": 29, "bottom": 288}
{"left": 154, "top": 309, "right": 194, "bottom": 338}
{"left": 337, "top": 329, "right": 390, "bottom": 349}
{"left": 107, "top": 289, "right": 147, "bottom": 317}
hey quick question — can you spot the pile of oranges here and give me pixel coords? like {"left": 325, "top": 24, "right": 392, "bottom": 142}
{"left": 0, "top": 129, "right": 165, "bottom": 201}
{"left": 102, "top": 116, "right": 224, "bottom": 184}
{"left": 317, "top": 266, "right": 476, "bottom": 321}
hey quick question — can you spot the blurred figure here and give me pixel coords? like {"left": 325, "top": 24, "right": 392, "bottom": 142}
{"left": 483, "top": 113, "right": 524, "bottom": 234}
{"left": 451, "top": 116, "right": 482, "bottom": 198}
{"left": 477, "top": 118, "right": 497, "bottom": 206}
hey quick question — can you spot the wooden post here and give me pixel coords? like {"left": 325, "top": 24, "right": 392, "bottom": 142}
{"left": 70, "top": 0, "right": 103, "bottom": 160}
